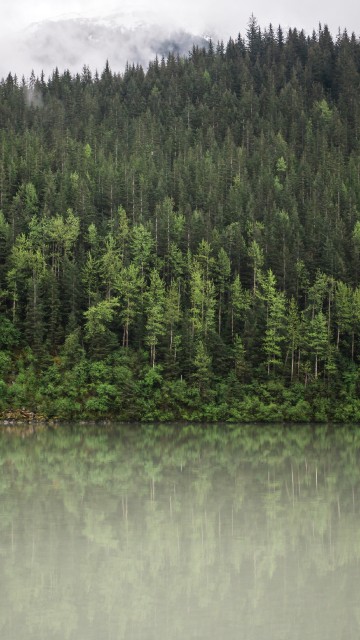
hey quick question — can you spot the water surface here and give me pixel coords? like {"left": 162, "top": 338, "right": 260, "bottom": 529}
{"left": 0, "top": 422, "right": 359, "bottom": 639}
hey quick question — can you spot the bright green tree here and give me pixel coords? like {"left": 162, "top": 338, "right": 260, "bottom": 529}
{"left": 145, "top": 268, "right": 166, "bottom": 367}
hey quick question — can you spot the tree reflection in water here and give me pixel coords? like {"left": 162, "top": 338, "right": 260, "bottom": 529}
{"left": 0, "top": 422, "right": 359, "bottom": 639}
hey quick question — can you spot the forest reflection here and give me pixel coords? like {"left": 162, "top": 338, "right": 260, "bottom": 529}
{"left": 0, "top": 423, "right": 359, "bottom": 639}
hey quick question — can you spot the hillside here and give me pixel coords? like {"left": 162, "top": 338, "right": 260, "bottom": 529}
{"left": 1, "top": 19, "right": 360, "bottom": 421}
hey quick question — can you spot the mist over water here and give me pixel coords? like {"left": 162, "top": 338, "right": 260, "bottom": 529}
{"left": 0, "top": 423, "right": 359, "bottom": 639}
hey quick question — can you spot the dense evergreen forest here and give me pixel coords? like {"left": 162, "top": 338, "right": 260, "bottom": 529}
{"left": 1, "top": 18, "right": 360, "bottom": 421}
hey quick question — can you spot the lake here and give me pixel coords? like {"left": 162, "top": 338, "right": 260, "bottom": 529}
{"left": 0, "top": 422, "right": 359, "bottom": 639}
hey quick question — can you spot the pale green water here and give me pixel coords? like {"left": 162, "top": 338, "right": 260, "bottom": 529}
{"left": 0, "top": 422, "right": 359, "bottom": 639}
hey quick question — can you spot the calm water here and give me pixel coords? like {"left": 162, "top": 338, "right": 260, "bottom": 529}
{"left": 0, "top": 422, "right": 360, "bottom": 639}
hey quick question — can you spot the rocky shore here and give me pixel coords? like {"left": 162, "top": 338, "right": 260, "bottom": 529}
{"left": 0, "top": 409, "right": 51, "bottom": 425}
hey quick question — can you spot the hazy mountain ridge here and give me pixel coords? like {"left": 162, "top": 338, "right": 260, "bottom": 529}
{"left": 16, "top": 16, "right": 210, "bottom": 77}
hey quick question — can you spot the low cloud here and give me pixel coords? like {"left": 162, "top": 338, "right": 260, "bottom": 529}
{"left": 24, "top": 86, "right": 44, "bottom": 108}
{"left": 1, "top": 4, "right": 358, "bottom": 82}
{"left": 1, "top": 16, "right": 209, "bottom": 80}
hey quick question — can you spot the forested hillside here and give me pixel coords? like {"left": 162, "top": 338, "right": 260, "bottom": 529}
{"left": 1, "top": 19, "right": 360, "bottom": 421}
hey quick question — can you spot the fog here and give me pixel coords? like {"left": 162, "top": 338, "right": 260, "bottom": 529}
{"left": 6, "top": 17, "right": 208, "bottom": 80}
{"left": 3, "top": 11, "right": 211, "bottom": 80}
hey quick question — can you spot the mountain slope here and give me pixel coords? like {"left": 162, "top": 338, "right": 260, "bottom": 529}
{"left": 13, "top": 16, "right": 209, "bottom": 78}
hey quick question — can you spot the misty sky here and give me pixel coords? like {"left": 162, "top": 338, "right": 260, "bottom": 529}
{"left": 2, "top": 0, "right": 360, "bottom": 78}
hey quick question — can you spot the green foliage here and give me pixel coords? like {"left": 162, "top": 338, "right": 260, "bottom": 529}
{"left": 0, "top": 316, "right": 19, "bottom": 348}
{"left": 0, "top": 27, "right": 360, "bottom": 420}
{"left": 315, "top": 98, "right": 332, "bottom": 123}
{"left": 192, "top": 340, "right": 213, "bottom": 399}
{"left": 84, "top": 299, "right": 119, "bottom": 339}
{"left": 145, "top": 269, "right": 166, "bottom": 366}
{"left": 276, "top": 156, "right": 287, "bottom": 173}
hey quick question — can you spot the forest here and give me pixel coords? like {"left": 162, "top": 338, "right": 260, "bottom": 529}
{"left": 1, "top": 18, "right": 360, "bottom": 421}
